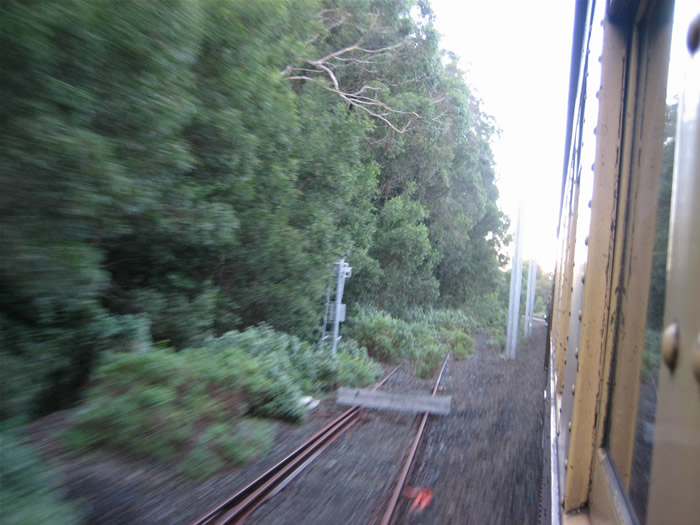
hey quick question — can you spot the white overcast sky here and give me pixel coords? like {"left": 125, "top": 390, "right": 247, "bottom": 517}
{"left": 429, "top": 0, "right": 698, "bottom": 272}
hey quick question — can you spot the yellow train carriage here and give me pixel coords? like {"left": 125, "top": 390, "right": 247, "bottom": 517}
{"left": 548, "top": 1, "right": 699, "bottom": 523}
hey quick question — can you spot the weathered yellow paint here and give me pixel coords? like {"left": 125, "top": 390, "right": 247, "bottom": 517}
{"left": 555, "top": 0, "right": 681, "bottom": 520}
{"left": 606, "top": 2, "right": 673, "bottom": 486}
{"left": 552, "top": 189, "right": 569, "bottom": 390}
{"left": 557, "top": 187, "right": 580, "bottom": 395}
{"left": 597, "top": 20, "right": 639, "bottom": 472}
{"left": 551, "top": 217, "right": 566, "bottom": 375}
{"left": 563, "top": 511, "right": 592, "bottom": 525}
{"left": 565, "top": 13, "right": 628, "bottom": 511}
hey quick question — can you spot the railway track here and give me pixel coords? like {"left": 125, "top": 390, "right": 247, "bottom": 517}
{"left": 190, "top": 365, "right": 401, "bottom": 525}
{"left": 378, "top": 354, "right": 450, "bottom": 525}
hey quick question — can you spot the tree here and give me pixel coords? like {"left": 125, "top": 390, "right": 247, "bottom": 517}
{"left": 282, "top": 0, "right": 440, "bottom": 134}
{"left": 0, "top": 0, "right": 509, "bottom": 424}
{"left": 361, "top": 187, "right": 440, "bottom": 313}
{"left": 1, "top": 0, "right": 204, "bottom": 417}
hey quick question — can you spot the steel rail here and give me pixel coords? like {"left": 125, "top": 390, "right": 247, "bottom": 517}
{"left": 379, "top": 354, "right": 450, "bottom": 525}
{"left": 190, "top": 365, "right": 401, "bottom": 525}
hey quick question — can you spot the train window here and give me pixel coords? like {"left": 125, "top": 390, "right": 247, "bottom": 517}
{"left": 602, "top": 3, "right": 693, "bottom": 523}
{"left": 624, "top": 100, "right": 675, "bottom": 523}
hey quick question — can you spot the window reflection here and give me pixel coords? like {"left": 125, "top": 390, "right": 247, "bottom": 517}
{"left": 628, "top": 101, "right": 676, "bottom": 523}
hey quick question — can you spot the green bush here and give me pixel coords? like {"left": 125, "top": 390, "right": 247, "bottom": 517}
{"left": 178, "top": 418, "right": 273, "bottom": 479}
{"left": 441, "top": 329, "right": 474, "bottom": 359}
{"left": 413, "top": 342, "right": 444, "bottom": 379}
{"left": 0, "top": 310, "right": 154, "bottom": 423}
{"left": 406, "top": 308, "right": 475, "bottom": 363}
{"left": 64, "top": 348, "right": 242, "bottom": 463}
{"left": 211, "top": 326, "right": 337, "bottom": 396}
{"left": 345, "top": 306, "right": 399, "bottom": 362}
{"left": 246, "top": 369, "right": 305, "bottom": 422}
{"left": 471, "top": 292, "right": 507, "bottom": 331}
{"left": 336, "top": 339, "right": 383, "bottom": 387}
{"left": 487, "top": 327, "right": 506, "bottom": 351}
{"left": 65, "top": 336, "right": 298, "bottom": 477}
{"left": 346, "top": 305, "right": 475, "bottom": 378}
{"left": 534, "top": 296, "right": 545, "bottom": 316}
{"left": 0, "top": 432, "right": 82, "bottom": 524}
{"left": 64, "top": 325, "right": 391, "bottom": 477}
{"left": 124, "top": 283, "right": 218, "bottom": 349}
{"left": 465, "top": 292, "right": 507, "bottom": 350}
{"left": 403, "top": 308, "right": 478, "bottom": 334}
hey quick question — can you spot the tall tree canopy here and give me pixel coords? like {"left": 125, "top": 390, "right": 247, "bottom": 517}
{"left": 1, "top": 0, "right": 508, "bottom": 421}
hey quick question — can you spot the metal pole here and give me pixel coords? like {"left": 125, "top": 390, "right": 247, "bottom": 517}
{"left": 525, "top": 259, "right": 537, "bottom": 338}
{"left": 321, "top": 281, "right": 332, "bottom": 345}
{"left": 506, "top": 207, "right": 523, "bottom": 359}
{"left": 331, "top": 258, "right": 346, "bottom": 356}
{"left": 531, "top": 261, "right": 537, "bottom": 324}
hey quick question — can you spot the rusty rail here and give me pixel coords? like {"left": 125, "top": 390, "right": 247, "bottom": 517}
{"left": 379, "top": 354, "right": 450, "bottom": 525}
{"left": 190, "top": 365, "right": 401, "bottom": 525}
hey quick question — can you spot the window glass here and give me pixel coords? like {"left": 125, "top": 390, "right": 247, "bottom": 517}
{"left": 627, "top": 100, "right": 675, "bottom": 523}
{"left": 627, "top": 4, "right": 696, "bottom": 519}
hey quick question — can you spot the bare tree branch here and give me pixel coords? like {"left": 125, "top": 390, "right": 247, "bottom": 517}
{"left": 278, "top": 9, "right": 427, "bottom": 133}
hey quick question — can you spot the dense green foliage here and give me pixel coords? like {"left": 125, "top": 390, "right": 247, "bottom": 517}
{"left": 0, "top": 433, "right": 83, "bottom": 524}
{"left": 534, "top": 268, "right": 554, "bottom": 314}
{"left": 1, "top": 0, "right": 507, "bottom": 428}
{"left": 64, "top": 327, "right": 381, "bottom": 476}
{"left": 336, "top": 339, "right": 385, "bottom": 387}
{"left": 346, "top": 305, "right": 477, "bottom": 377}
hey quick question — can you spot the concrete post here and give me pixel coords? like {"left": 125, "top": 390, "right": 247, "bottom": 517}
{"left": 525, "top": 259, "right": 537, "bottom": 338}
{"left": 506, "top": 208, "right": 523, "bottom": 359}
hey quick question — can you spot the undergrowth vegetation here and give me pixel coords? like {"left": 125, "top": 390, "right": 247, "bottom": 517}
{"left": 345, "top": 292, "right": 510, "bottom": 377}
{"left": 2, "top": 0, "right": 513, "bottom": 495}
{"left": 346, "top": 306, "right": 479, "bottom": 378}
{"left": 60, "top": 307, "right": 502, "bottom": 479}
{"left": 336, "top": 339, "right": 385, "bottom": 387}
{"left": 1, "top": 432, "right": 82, "bottom": 524}
{"left": 2, "top": 0, "right": 510, "bottom": 427}
{"left": 63, "top": 326, "right": 382, "bottom": 477}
